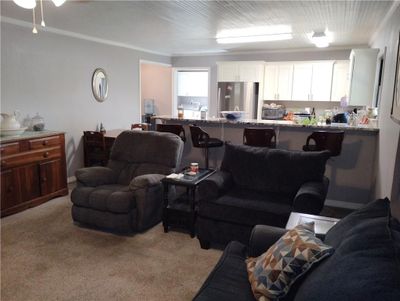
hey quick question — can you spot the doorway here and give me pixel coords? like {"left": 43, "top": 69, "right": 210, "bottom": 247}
{"left": 140, "top": 61, "right": 172, "bottom": 121}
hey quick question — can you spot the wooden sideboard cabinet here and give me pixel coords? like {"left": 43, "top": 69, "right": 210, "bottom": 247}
{"left": 0, "top": 132, "right": 68, "bottom": 217}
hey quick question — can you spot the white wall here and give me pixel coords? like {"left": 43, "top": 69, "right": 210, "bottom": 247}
{"left": 370, "top": 6, "right": 400, "bottom": 209}
{"left": 172, "top": 49, "right": 351, "bottom": 117}
{"left": 140, "top": 63, "right": 172, "bottom": 116}
{"left": 1, "top": 23, "right": 170, "bottom": 178}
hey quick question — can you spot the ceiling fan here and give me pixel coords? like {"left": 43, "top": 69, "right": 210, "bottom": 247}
{"left": 12, "top": 0, "right": 67, "bottom": 33}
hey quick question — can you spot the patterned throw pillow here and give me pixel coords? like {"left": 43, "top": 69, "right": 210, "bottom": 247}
{"left": 246, "top": 222, "right": 334, "bottom": 301}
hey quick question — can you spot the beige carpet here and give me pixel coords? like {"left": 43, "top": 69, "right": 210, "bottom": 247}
{"left": 1, "top": 194, "right": 222, "bottom": 301}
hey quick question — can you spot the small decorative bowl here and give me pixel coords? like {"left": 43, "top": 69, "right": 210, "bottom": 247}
{"left": 220, "top": 111, "right": 245, "bottom": 121}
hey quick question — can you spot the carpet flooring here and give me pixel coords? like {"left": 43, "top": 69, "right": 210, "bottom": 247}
{"left": 1, "top": 194, "right": 222, "bottom": 301}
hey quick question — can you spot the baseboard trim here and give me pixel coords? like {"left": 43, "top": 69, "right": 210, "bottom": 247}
{"left": 67, "top": 176, "right": 76, "bottom": 184}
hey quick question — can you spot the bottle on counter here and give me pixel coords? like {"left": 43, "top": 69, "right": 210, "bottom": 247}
{"left": 99, "top": 122, "right": 106, "bottom": 133}
{"left": 178, "top": 105, "right": 184, "bottom": 119}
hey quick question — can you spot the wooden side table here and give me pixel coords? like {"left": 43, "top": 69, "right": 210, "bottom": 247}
{"left": 162, "top": 168, "right": 216, "bottom": 237}
{"left": 286, "top": 212, "right": 340, "bottom": 237}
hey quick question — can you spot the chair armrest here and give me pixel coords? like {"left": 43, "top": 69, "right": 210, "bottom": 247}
{"left": 248, "top": 225, "right": 288, "bottom": 257}
{"left": 293, "top": 177, "right": 329, "bottom": 215}
{"left": 129, "top": 174, "right": 165, "bottom": 191}
{"left": 75, "top": 167, "right": 116, "bottom": 187}
{"left": 198, "top": 170, "right": 233, "bottom": 200}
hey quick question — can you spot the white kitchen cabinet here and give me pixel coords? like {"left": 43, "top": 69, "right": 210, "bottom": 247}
{"left": 263, "top": 64, "right": 293, "bottom": 100}
{"left": 310, "top": 62, "right": 333, "bottom": 101}
{"left": 331, "top": 60, "right": 350, "bottom": 102}
{"left": 217, "top": 61, "right": 264, "bottom": 82}
{"left": 291, "top": 62, "right": 333, "bottom": 101}
{"left": 292, "top": 63, "right": 313, "bottom": 101}
{"left": 348, "top": 49, "right": 379, "bottom": 106}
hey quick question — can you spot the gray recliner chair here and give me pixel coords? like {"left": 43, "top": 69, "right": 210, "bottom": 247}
{"left": 71, "top": 130, "right": 184, "bottom": 233}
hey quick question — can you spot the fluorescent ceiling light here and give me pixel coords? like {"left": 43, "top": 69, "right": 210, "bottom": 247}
{"left": 13, "top": 0, "right": 36, "bottom": 9}
{"left": 217, "top": 34, "right": 293, "bottom": 44}
{"left": 310, "top": 31, "right": 333, "bottom": 48}
{"left": 216, "top": 25, "right": 293, "bottom": 44}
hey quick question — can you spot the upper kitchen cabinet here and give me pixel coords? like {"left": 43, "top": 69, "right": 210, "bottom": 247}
{"left": 348, "top": 49, "right": 379, "bottom": 106}
{"left": 217, "top": 61, "right": 264, "bottom": 82}
{"left": 263, "top": 63, "right": 293, "bottom": 100}
{"left": 291, "top": 61, "right": 333, "bottom": 101}
{"left": 331, "top": 60, "right": 350, "bottom": 102}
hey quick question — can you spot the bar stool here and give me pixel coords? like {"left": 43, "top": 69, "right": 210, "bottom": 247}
{"left": 131, "top": 123, "right": 149, "bottom": 131}
{"left": 156, "top": 124, "right": 186, "bottom": 142}
{"left": 243, "top": 127, "right": 277, "bottom": 148}
{"left": 189, "top": 125, "right": 223, "bottom": 169}
{"left": 303, "top": 131, "right": 345, "bottom": 157}
{"left": 83, "top": 131, "right": 108, "bottom": 167}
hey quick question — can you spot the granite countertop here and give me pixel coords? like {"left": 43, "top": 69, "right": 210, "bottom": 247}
{"left": 0, "top": 130, "right": 65, "bottom": 143}
{"left": 153, "top": 115, "right": 379, "bottom": 132}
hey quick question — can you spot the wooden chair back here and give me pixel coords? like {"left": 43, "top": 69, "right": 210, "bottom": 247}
{"left": 131, "top": 123, "right": 149, "bottom": 131}
{"left": 83, "top": 131, "right": 108, "bottom": 167}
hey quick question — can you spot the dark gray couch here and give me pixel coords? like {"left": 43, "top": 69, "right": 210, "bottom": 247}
{"left": 193, "top": 198, "right": 400, "bottom": 301}
{"left": 197, "top": 143, "right": 330, "bottom": 248}
{"left": 71, "top": 131, "right": 184, "bottom": 233}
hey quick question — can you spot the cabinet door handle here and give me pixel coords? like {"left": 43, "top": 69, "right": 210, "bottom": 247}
{"left": 42, "top": 177, "right": 47, "bottom": 183}
{"left": 277, "top": 93, "right": 280, "bottom": 100}
{"left": 43, "top": 152, "right": 49, "bottom": 158}
{"left": 42, "top": 140, "right": 49, "bottom": 146}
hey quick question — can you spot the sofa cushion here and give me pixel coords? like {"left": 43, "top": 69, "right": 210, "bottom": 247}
{"left": 246, "top": 223, "right": 333, "bottom": 301}
{"left": 193, "top": 241, "right": 255, "bottom": 301}
{"left": 198, "top": 188, "right": 292, "bottom": 228}
{"left": 220, "top": 144, "right": 329, "bottom": 196}
{"left": 293, "top": 198, "right": 400, "bottom": 301}
{"left": 71, "top": 184, "right": 135, "bottom": 214}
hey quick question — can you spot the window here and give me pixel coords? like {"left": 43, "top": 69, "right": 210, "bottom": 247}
{"left": 175, "top": 69, "right": 209, "bottom": 118}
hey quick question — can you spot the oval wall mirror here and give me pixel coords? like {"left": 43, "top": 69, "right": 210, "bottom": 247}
{"left": 92, "top": 68, "right": 108, "bottom": 102}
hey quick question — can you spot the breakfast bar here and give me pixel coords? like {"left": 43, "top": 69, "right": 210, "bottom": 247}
{"left": 153, "top": 116, "right": 379, "bottom": 208}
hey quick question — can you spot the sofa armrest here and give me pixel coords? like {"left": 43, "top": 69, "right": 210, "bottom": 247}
{"left": 248, "top": 225, "right": 288, "bottom": 257}
{"left": 198, "top": 170, "right": 233, "bottom": 200}
{"left": 75, "top": 167, "right": 116, "bottom": 187}
{"left": 293, "top": 177, "right": 329, "bottom": 215}
{"left": 129, "top": 174, "right": 165, "bottom": 191}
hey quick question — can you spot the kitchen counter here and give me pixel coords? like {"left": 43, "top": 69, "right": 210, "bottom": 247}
{"left": 153, "top": 115, "right": 379, "bottom": 208}
{"left": 0, "top": 130, "right": 65, "bottom": 143}
{"left": 153, "top": 115, "right": 379, "bottom": 133}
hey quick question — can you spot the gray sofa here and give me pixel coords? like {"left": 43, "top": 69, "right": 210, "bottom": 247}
{"left": 71, "top": 130, "right": 184, "bottom": 233}
{"left": 197, "top": 143, "right": 330, "bottom": 248}
{"left": 194, "top": 198, "right": 400, "bottom": 301}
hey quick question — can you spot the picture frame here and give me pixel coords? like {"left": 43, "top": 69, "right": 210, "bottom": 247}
{"left": 391, "top": 31, "right": 400, "bottom": 124}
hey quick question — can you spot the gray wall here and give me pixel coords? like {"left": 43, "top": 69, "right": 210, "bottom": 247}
{"left": 172, "top": 49, "right": 352, "bottom": 117}
{"left": 1, "top": 22, "right": 170, "bottom": 178}
{"left": 370, "top": 6, "right": 400, "bottom": 212}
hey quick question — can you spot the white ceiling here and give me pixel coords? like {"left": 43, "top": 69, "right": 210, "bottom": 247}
{"left": 1, "top": 0, "right": 397, "bottom": 56}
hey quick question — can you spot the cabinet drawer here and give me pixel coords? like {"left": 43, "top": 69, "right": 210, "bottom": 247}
{"left": 0, "top": 143, "right": 20, "bottom": 156}
{"left": 1, "top": 147, "right": 61, "bottom": 169}
{"left": 28, "top": 136, "right": 61, "bottom": 150}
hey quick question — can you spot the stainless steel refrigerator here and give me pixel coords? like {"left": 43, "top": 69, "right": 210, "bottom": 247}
{"left": 217, "top": 82, "right": 259, "bottom": 119}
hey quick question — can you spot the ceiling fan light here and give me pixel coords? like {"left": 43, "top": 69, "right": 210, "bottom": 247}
{"left": 13, "top": 0, "right": 36, "bottom": 9}
{"left": 52, "top": 0, "right": 66, "bottom": 7}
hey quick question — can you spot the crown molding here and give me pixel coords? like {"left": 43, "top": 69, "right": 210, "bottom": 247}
{"left": 1, "top": 16, "right": 171, "bottom": 57}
